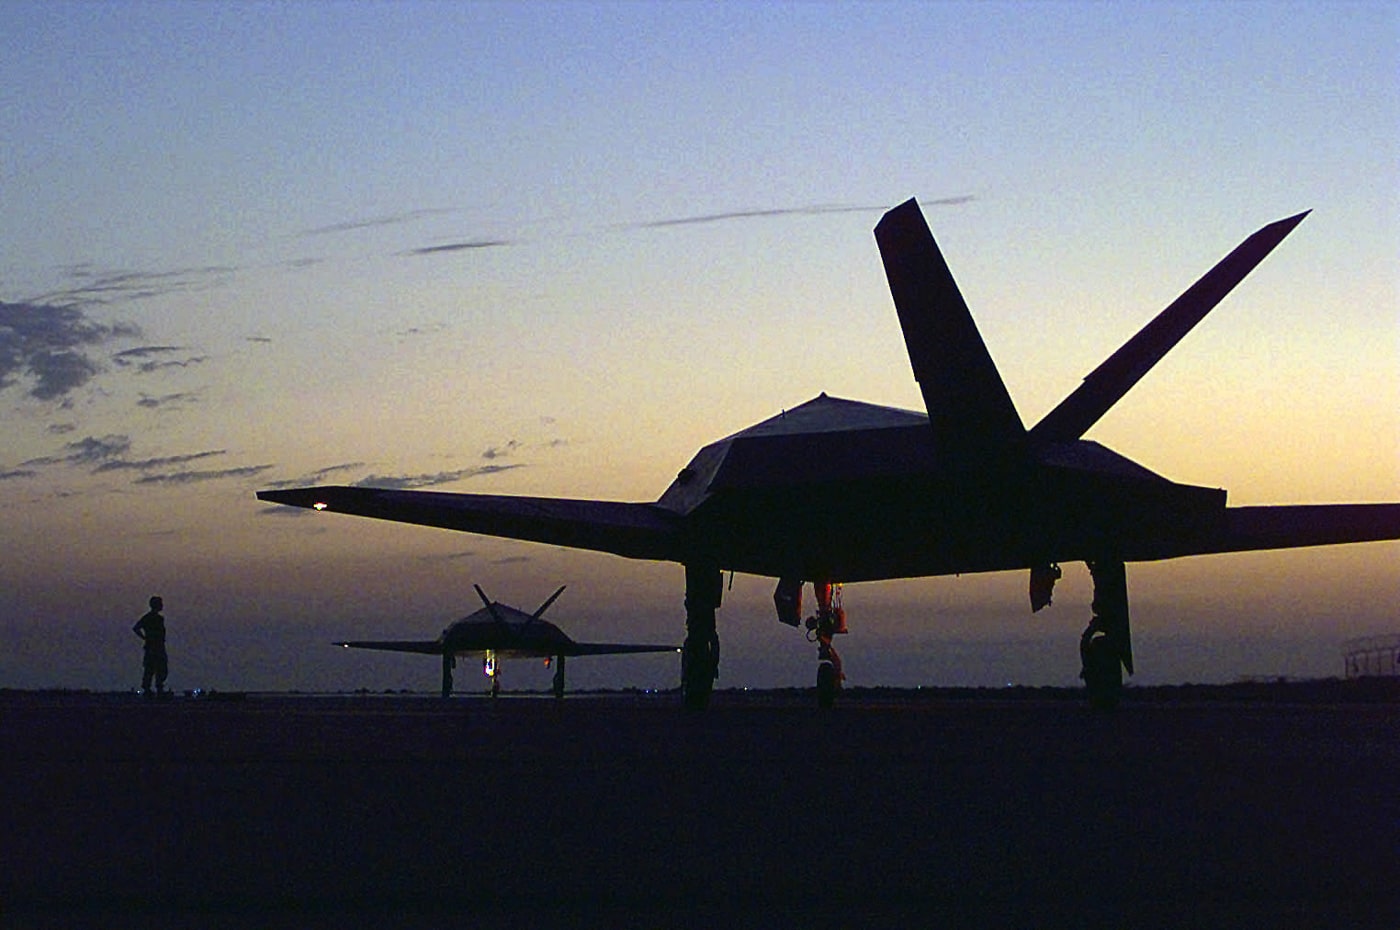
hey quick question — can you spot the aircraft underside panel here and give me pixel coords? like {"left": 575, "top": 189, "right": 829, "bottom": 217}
{"left": 691, "top": 469, "right": 1231, "bottom": 582}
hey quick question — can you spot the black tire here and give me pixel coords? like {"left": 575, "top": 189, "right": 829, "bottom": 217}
{"left": 682, "top": 645, "right": 715, "bottom": 711}
{"left": 682, "top": 670, "right": 713, "bottom": 710}
{"left": 1084, "top": 640, "right": 1123, "bottom": 711}
{"left": 816, "top": 662, "right": 838, "bottom": 708}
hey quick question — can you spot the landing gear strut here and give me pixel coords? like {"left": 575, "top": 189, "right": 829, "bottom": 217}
{"left": 484, "top": 650, "right": 501, "bottom": 697}
{"left": 441, "top": 653, "right": 455, "bottom": 699}
{"left": 776, "top": 577, "right": 850, "bottom": 706}
{"left": 805, "top": 581, "right": 846, "bottom": 708}
{"left": 1081, "top": 559, "right": 1133, "bottom": 710}
{"left": 551, "top": 654, "right": 566, "bottom": 699}
{"left": 682, "top": 562, "right": 722, "bottom": 710}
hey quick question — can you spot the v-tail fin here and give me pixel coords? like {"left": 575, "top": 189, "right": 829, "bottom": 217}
{"left": 875, "top": 198, "right": 1025, "bottom": 454}
{"left": 1029, "top": 210, "right": 1309, "bottom": 444}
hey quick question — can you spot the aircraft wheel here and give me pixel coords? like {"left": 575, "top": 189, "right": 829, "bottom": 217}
{"left": 682, "top": 646, "right": 716, "bottom": 711}
{"left": 682, "top": 668, "right": 713, "bottom": 710}
{"left": 1083, "top": 641, "right": 1122, "bottom": 711}
{"left": 1086, "top": 675, "right": 1122, "bottom": 711}
{"left": 816, "top": 661, "right": 839, "bottom": 708}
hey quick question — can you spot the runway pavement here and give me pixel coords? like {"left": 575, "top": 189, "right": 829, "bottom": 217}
{"left": 2, "top": 684, "right": 1396, "bottom": 927}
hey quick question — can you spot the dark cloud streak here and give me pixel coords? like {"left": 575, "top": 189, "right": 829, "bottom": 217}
{"left": 482, "top": 440, "right": 520, "bottom": 460}
{"left": 112, "top": 345, "right": 208, "bottom": 374}
{"left": 630, "top": 196, "right": 975, "bottom": 230}
{"left": 133, "top": 464, "right": 274, "bottom": 486}
{"left": 349, "top": 463, "right": 525, "bottom": 490}
{"left": 92, "top": 449, "right": 225, "bottom": 473}
{"left": 258, "top": 463, "right": 368, "bottom": 491}
{"left": 300, "top": 208, "right": 463, "bottom": 238}
{"left": 136, "top": 391, "right": 201, "bottom": 410}
{"left": 22, "top": 434, "right": 133, "bottom": 468}
{"left": 15, "top": 436, "right": 270, "bottom": 488}
{"left": 36, "top": 265, "right": 234, "bottom": 307}
{"left": 406, "top": 239, "right": 511, "bottom": 256}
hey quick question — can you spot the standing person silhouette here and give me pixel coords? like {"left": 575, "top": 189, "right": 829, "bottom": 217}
{"left": 132, "top": 596, "right": 169, "bottom": 698}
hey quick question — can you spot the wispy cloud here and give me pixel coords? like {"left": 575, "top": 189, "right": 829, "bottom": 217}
{"left": 421, "top": 550, "right": 479, "bottom": 563}
{"left": 391, "top": 322, "right": 448, "bottom": 340}
{"left": 916, "top": 195, "right": 977, "bottom": 208}
{"left": 133, "top": 464, "right": 274, "bottom": 485}
{"left": 350, "top": 463, "right": 525, "bottom": 490}
{"left": 136, "top": 391, "right": 201, "bottom": 410}
{"left": 0, "top": 301, "right": 140, "bottom": 401}
{"left": 482, "top": 440, "right": 521, "bottom": 460}
{"left": 300, "top": 208, "right": 463, "bottom": 238}
{"left": 629, "top": 196, "right": 975, "bottom": 231}
{"left": 0, "top": 468, "right": 37, "bottom": 481}
{"left": 23, "top": 434, "right": 133, "bottom": 468}
{"left": 92, "top": 449, "right": 225, "bottom": 473}
{"left": 112, "top": 345, "right": 208, "bottom": 374}
{"left": 258, "top": 462, "right": 368, "bottom": 491}
{"left": 15, "top": 434, "right": 268, "bottom": 488}
{"left": 36, "top": 265, "right": 234, "bottom": 307}
{"left": 258, "top": 505, "right": 323, "bottom": 519}
{"left": 632, "top": 203, "right": 886, "bottom": 230}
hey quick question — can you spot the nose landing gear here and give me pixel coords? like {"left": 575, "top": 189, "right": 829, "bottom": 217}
{"left": 804, "top": 581, "right": 846, "bottom": 708}
{"left": 774, "top": 578, "right": 850, "bottom": 706}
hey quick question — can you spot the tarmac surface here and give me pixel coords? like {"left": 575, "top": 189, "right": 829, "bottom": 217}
{"left": 3, "top": 682, "right": 1397, "bottom": 928}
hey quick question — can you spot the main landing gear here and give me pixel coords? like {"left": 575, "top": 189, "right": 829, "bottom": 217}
{"left": 441, "top": 653, "right": 455, "bottom": 698}
{"left": 1080, "top": 560, "right": 1134, "bottom": 710}
{"left": 1033, "top": 558, "right": 1136, "bottom": 709}
{"left": 682, "top": 563, "right": 722, "bottom": 711}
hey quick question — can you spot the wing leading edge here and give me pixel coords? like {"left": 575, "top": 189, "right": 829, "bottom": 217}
{"left": 1030, "top": 211, "right": 1310, "bottom": 443}
{"left": 1207, "top": 504, "right": 1400, "bottom": 557}
{"left": 256, "top": 486, "right": 682, "bottom": 562}
{"left": 1118, "top": 503, "right": 1400, "bottom": 562}
{"left": 337, "top": 640, "right": 444, "bottom": 655}
{"left": 338, "top": 640, "right": 677, "bottom": 658}
{"left": 565, "top": 642, "right": 681, "bottom": 657}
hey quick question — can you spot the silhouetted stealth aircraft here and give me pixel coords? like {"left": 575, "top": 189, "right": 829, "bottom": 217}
{"left": 259, "top": 198, "right": 1400, "bottom": 709}
{"left": 336, "top": 584, "right": 678, "bottom": 698}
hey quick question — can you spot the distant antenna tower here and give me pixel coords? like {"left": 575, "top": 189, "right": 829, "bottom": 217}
{"left": 1341, "top": 635, "right": 1400, "bottom": 679}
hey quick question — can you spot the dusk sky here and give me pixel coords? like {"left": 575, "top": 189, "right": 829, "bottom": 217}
{"left": 2, "top": 1, "right": 1395, "bottom": 694}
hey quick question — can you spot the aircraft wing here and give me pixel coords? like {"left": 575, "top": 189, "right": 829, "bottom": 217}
{"left": 563, "top": 643, "right": 682, "bottom": 657}
{"left": 338, "top": 641, "right": 676, "bottom": 659}
{"left": 1213, "top": 504, "right": 1400, "bottom": 554}
{"left": 257, "top": 486, "right": 683, "bottom": 562}
{"left": 337, "top": 640, "right": 444, "bottom": 655}
{"left": 1133, "top": 503, "right": 1400, "bottom": 560}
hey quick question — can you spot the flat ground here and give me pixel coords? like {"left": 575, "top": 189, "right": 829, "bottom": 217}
{"left": 2, "top": 683, "right": 1397, "bottom": 928}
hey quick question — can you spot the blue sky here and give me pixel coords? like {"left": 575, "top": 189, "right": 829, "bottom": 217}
{"left": 1, "top": 1, "right": 1395, "bottom": 693}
